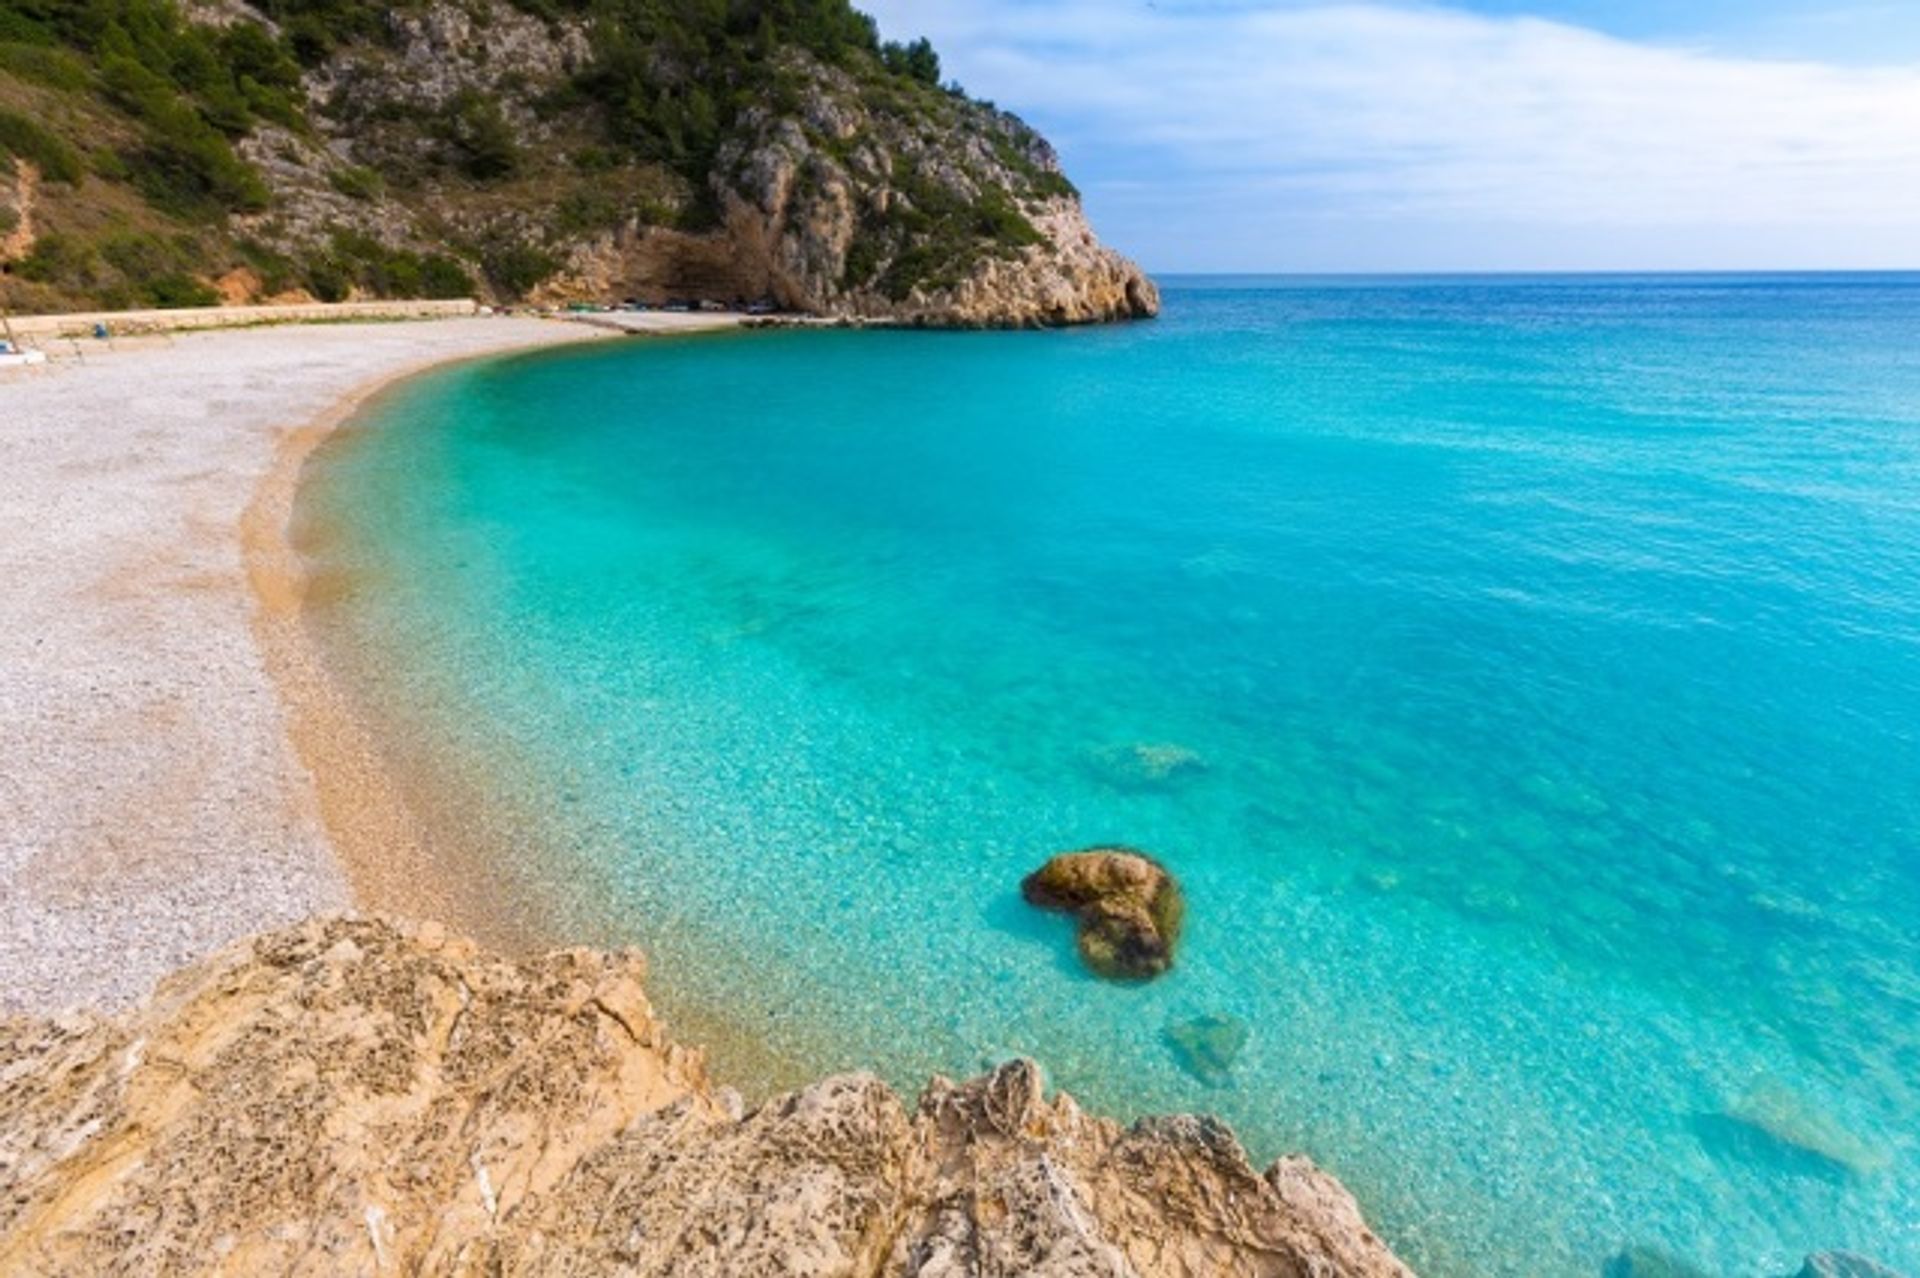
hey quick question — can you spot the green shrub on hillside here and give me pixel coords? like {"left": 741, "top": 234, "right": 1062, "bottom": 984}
{"left": 303, "top": 252, "right": 352, "bottom": 302}
{"left": 122, "top": 126, "right": 270, "bottom": 215}
{"left": 88, "top": 146, "right": 131, "bottom": 180}
{"left": 579, "top": 0, "right": 946, "bottom": 181}
{"left": 20, "top": 228, "right": 222, "bottom": 307}
{"left": 140, "top": 271, "right": 219, "bottom": 306}
{"left": 991, "top": 134, "right": 1076, "bottom": 201}
{"left": 211, "top": 21, "right": 305, "bottom": 129}
{"left": 304, "top": 228, "right": 475, "bottom": 300}
{"left": 878, "top": 241, "right": 952, "bottom": 301}
{"left": 6, "top": 0, "right": 304, "bottom": 131}
{"left": 248, "top": 0, "right": 391, "bottom": 66}
{"left": 237, "top": 237, "right": 300, "bottom": 294}
{"left": 0, "top": 41, "right": 92, "bottom": 91}
{"left": 879, "top": 36, "right": 937, "bottom": 86}
{"left": 443, "top": 92, "right": 521, "bottom": 182}
{"left": 971, "top": 188, "right": 1044, "bottom": 248}
{"left": 0, "top": 109, "right": 86, "bottom": 184}
{"left": 482, "top": 240, "right": 559, "bottom": 295}
{"left": 840, "top": 223, "right": 883, "bottom": 288}
{"left": 415, "top": 254, "right": 475, "bottom": 298}
{"left": 15, "top": 232, "right": 101, "bottom": 289}
{"left": 100, "top": 53, "right": 269, "bottom": 214}
{"left": 99, "top": 228, "right": 186, "bottom": 278}
{"left": 328, "top": 164, "right": 384, "bottom": 201}
{"left": 1, "top": 0, "right": 292, "bottom": 221}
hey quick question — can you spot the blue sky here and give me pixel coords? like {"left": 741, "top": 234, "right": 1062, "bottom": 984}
{"left": 859, "top": 1, "right": 1920, "bottom": 272}
{"left": 1447, "top": 0, "right": 1920, "bottom": 60}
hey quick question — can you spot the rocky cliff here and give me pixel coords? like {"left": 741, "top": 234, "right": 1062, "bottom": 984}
{"left": 537, "top": 52, "right": 1160, "bottom": 325}
{"left": 0, "top": 0, "right": 1156, "bottom": 326}
{"left": 0, "top": 917, "right": 1405, "bottom": 1277}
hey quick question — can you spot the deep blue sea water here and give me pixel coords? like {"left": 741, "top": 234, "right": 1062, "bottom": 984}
{"left": 302, "top": 275, "right": 1920, "bottom": 1276}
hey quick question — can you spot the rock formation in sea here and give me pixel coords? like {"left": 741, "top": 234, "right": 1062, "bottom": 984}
{"left": 1165, "top": 1013, "right": 1251, "bottom": 1088}
{"left": 1790, "top": 1254, "right": 1913, "bottom": 1278}
{"left": 1087, "top": 742, "right": 1209, "bottom": 793}
{"left": 1022, "top": 847, "right": 1187, "bottom": 981}
{"left": 0, "top": 917, "right": 1407, "bottom": 1276}
{"left": 1606, "top": 1248, "right": 1914, "bottom": 1278}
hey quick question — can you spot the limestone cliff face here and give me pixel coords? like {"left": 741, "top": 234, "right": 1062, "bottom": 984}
{"left": 692, "top": 55, "right": 1159, "bottom": 326}
{"left": 7, "top": 0, "right": 1155, "bottom": 323}
{"left": 0, "top": 917, "right": 1404, "bottom": 1276}
{"left": 267, "top": 5, "right": 1158, "bottom": 326}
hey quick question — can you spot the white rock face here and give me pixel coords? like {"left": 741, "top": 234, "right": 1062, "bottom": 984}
{"left": 704, "top": 57, "right": 1160, "bottom": 327}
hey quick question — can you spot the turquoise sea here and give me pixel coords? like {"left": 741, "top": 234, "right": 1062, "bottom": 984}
{"left": 301, "top": 275, "right": 1920, "bottom": 1276}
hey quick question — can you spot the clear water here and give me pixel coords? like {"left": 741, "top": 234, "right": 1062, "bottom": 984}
{"left": 302, "top": 275, "right": 1920, "bottom": 1277}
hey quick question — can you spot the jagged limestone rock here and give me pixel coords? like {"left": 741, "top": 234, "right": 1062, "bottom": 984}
{"left": 0, "top": 917, "right": 1408, "bottom": 1276}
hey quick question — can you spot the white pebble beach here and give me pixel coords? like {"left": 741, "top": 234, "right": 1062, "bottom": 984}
{"left": 0, "top": 313, "right": 741, "bottom": 1012}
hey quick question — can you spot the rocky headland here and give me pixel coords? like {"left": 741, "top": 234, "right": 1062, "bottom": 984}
{"left": 0, "top": 0, "right": 1156, "bottom": 327}
{"left": 0, "top": 916, "right": 1410, "bottom": 1277}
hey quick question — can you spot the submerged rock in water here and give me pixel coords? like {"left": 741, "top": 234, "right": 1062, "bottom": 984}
{"left": 1088, "top": 741, "right": 1208, "bottom": 791}
{"left": 1790, "top": 1253, "right": 1913, "bottom": 1278}
{"left": 0, "top": 917, "right": 1413, "bottom": 1277}
{"left": 1165, "top": 1013, "right": 1250, "bottom": 1086}
{"left": 1702, "top": 1083, "right": 1890, "bottom": 1179}
{"left": 1604, "top": 1246, "right": 1716, "bottom": 1278}
{"left": 1021, "top": 846, "right": 1186, "bottom": 981}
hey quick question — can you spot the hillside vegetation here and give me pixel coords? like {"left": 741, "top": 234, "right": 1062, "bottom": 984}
{"left": 0, "top": 0, "right": 1156, "bottom": 323}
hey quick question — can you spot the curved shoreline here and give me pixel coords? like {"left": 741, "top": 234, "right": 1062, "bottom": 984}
{"left": 0, "top": 317, "right": 614, "bottom": 1012}
{"left": 239, "top": 315, "right": 836, "bottom": 1096}
{"left": 242, "top": 317, "right": 769, "bottom": 957}
{"left": 241, "top": 341, "right": 581, "bottom": 957}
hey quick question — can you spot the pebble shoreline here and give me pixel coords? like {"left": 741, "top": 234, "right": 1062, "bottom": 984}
{"left": 0, "top": 314, "right": 715, "bottom": 1012}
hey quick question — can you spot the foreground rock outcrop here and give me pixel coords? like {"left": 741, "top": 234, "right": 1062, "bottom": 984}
{"left": 0, "top": 917, "right": 1407, "bottom": 1276}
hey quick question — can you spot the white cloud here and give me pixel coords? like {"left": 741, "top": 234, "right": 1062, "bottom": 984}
{"left": 860, "top": 0, "right": 1920, "bottom": 269}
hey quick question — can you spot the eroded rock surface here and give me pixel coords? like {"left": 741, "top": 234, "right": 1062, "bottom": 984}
{"left": 1023, "top": 847, "right": 1187, "bottom": 981}
{"left": 0, "top": 916, "right": 1407, "bottom": 1276}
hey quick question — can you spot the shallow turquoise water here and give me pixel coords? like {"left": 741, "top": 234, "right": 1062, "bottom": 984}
{"left": 305, "top": 276, "right": 1920, "bottom": 1276}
